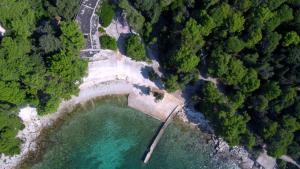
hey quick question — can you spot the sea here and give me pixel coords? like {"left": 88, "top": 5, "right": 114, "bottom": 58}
{"left": 22, "top": 96, "right": 239, "bottom": 169}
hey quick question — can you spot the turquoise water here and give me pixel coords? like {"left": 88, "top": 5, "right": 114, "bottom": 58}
{"left": 26, "top": 98, "right": 238, "bottom": 169}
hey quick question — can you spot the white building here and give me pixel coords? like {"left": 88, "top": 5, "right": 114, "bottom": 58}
{"left": 0, "top": 25, "right": 6, "bottom": 36}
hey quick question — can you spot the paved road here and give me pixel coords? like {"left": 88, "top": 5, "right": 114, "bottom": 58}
{"left": 76, "top": 0, "right": 101, "bottom": 57}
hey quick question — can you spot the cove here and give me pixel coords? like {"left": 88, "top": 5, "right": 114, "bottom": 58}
{"left": 23, "top": 96, "right": 238, "bottom": 169}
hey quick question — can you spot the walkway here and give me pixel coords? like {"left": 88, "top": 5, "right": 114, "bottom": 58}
{"left": 280, "top": 155, "right": 300, "bottom": 168}
{"left": 143, "top": 105, "right": 182, "bottom": 163}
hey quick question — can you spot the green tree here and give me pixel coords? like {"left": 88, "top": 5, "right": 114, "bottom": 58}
{"left": 242, "top": 53, "right": 259, "bottom": 66}
{"left": 100, "top": 35, "right": 117, "bottom": 50}
{"left": 0, "top": 81, "right": 25, "bottom": 105}
{"left": 268, "top": 129, "right": 294, "bottom": 157}
{"left": 228, "top": 12, "right": 245, "bottom": 33}
{"left": 210, "top": 2, "right": 232, "bottom": 26}
{"left": 252, "top": 7, "right": 274, "bottom": 28}
{"left": 198, "top": 10, "right": 216, "bottom": 36}
{"left": 288, "top": 142, "right": 300, "bottom": 160}
{"left": 125, "top": 34, "right": 146, "bottom": 61}
{"left": 60, "top": 21, "right": 85, "bottom": 53}
{"left": 49, "top": 51, "right": 87, "bottom": 83}
{"left": 253, "top": 95, "right": 269, "bottom": 112}
{"left": 0, "top": 0, "right": 35, "bottom": 38}
{"left": 164, "top": 75, "right": 180, "bottom": 92}
{"left": 246, "top": 28, "right": 263, "bottom": 48}
{"left": 44, "top": 0, "right": 81, "bottom": 20}
{"left": 202, "top": 82, "right": 223, "bottom": 103}
{"left": 262, "top": 32, "right": 282, "bottom": 54}
{"left": 0, "top": 37, "right": 32, "bottom": 81}
{"left": 277, "top": 4, "right": 294, "bottom": 22}
{"left": 39, "top": 34, "right": 61, "bottom": 53}
{"left": 282, "top": 31, "right": 300, "bottom": 46}
{"left": 0, "top": 111, "right": 23, "bottom": 155}
{"left": 267, "top": 0, "right": 287, "bottom": 10}
{"left": 223, "top": 58, "right": 247, "bottom": 86}
{"left": 265, "top": 5, "right": 294, "bottom": 31}
{"left": 227, "top": 36, "right": 245, "bottom": 53}
{"left": 234, "top": 0, "right": 252, "bottom": 12}
{"left": 202, "top": 0, "right": 219, "bottom": 9}
{"left": 294, "top": 102, "right": 300, "bottom": 119}
{"left": 286, "top": 46, "right": 300, "bottom": 65}
{"left": 262, "top": 120, "right": 278, "bottom": 140}
{"left": 97, "top": 1, "right": 115, "bottom": 27}
{"left": 119, "top": 0, "right": 145, "bottom": 33}
{"left": 168, "top": 19, "right": 203, "bottom": 74}
{"left": 282, "top": 115, "right": 300, "bottom": 132}
{"left": 170, "top": 46, "right": 200, "bottom": 73}
{"left": 273, "top": 87, "right": 297, "bottom": 113}
{"left": 244, "top": 131, "right": 256, "bottom": 150}
{"left": 208, "top": 48, "right": 231, "bottom": 77}
{"left": 262, "top": 81, "right": 281, "bottom": 101}
{"left": 216, "top": 111, "right": 250, "bottom": 146}
{"left": 181, "top": 18, "right": 205, "bottom": 48}
{"left": 239, "top": 69, "right": 260, "bottom": 93}
{"left": 229, "top": 92, "right": 245, "bottom": 110}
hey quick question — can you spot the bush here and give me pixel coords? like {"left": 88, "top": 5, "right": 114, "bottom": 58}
{"left": 100, "top": 35, "right": 117, "bottom": 50}
{"left": 97, "top": 1, "right": 115, "bottom": 27}
{"left": 124, "top": 34, "right": 146, "bottom": 61}
{"left": 98, "top": 27, "right": 105, "bottom": 33}
{"left": 153, "top": 91, "right": 164, "bottom": 102}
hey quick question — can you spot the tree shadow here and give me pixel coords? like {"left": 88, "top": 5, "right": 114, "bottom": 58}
{"left": 146, "top": 44, "right": 160, "bottom": 63}
{"left": 140, "top": 66, "right": 164, "bottom": 89}
{"left": 133, "top": 84, "right": 150, "bottom": 95}
{"left": 117, "top": 33, "right": 130, "bottom": 55}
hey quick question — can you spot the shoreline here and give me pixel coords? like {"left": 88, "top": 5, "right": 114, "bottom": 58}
{"left": 0, "top": 50, "right": 184, "bottom": 169}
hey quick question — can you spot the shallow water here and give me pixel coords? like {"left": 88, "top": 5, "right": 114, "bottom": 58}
{"left": 26, "top": 97, "right": 238, "bottom": 169}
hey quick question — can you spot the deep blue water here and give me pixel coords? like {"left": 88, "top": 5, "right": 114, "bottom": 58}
{"left": 27, "top": 97, "right": 238, "bottom": 169}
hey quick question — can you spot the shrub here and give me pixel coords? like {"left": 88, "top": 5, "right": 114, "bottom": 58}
{"left": 124, "top": 34, "right": 146, "bottom": 61}
{"left": 100, "top": 35, "right": 117, "bottom": 50}
{"left": 97, "top": 1, "right": 115, "bottom": 27}
{"left": 153, "top": 91, "right": 164, "bottom": 102}
{"left": 98, "top": 27, "right": 106, "bottom": 33}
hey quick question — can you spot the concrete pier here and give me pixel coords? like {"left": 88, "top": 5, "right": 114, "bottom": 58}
{"left": 143, "top": 105, "right": 182, "bottom": 164}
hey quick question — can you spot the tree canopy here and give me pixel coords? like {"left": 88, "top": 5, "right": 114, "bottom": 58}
{"left": 124, "top": 34, "right": 147, "bottom": 61}
{"left": 0, "top": 0, "right": 87, "bottom": 155}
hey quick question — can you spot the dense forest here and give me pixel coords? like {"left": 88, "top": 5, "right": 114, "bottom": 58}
{"left": 0, "top": 0, "right": 87, "bottom": 155}
{"left": 105, "top": 0, "right": 300, "bottom": 167}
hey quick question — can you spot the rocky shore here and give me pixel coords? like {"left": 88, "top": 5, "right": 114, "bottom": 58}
{"left": 177, "top": 107, "right": 260, "bottom": 169}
